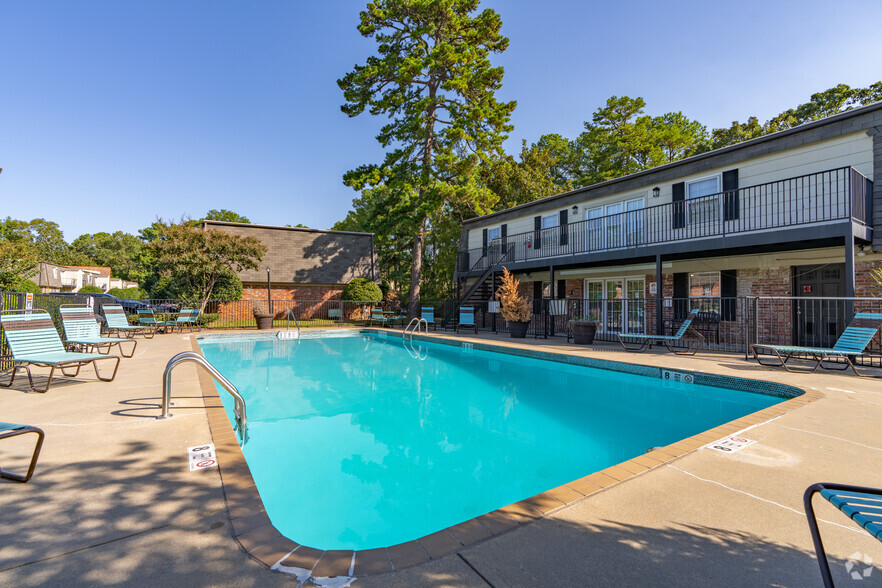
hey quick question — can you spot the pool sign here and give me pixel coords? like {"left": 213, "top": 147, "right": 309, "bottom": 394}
{"left": 188, "top": 444, "right": 217, "bottom": 471}
{"left": 25, "top": 293, "right": 33, "bottom": 313}
{"left": 661, "top": 369, "right": 694, "bottom": 384}
{"left": 707, "top": 436, "right": 756, "bottom": 454}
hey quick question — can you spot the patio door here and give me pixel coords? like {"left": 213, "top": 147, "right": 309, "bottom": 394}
{"left": 584, "top": 278, "right": 645, "bottom": 334}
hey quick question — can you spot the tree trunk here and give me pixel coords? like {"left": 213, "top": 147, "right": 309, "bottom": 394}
{"left": 407, "top": 215, "right": 427, "bottom": 318}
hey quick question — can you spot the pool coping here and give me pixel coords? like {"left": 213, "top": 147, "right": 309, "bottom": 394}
{"left": 191, "top": 330, "right": 822, "bottom": 580}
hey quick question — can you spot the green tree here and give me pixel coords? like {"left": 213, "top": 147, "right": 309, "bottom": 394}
{"left": 0, "top": 240, "right": 39, "bottom": 291}
{"left": 341, "top": 277, "right": 382, "bottom": 302}
{"left": 203, "top": 209, "right": 251, "bottom": 224}
{"left": 338, "top": 0, "right": 515, "bottom": 316}
{"left": 145, "top": 222, "right": 265, "bottom": 310}
{"left": 70, "top": 231, "right": 146, "bottom": 282}
{"left": 0, "top": 217, "right": 87, "bottom": 265}
{"left": 78, "top": 285, "right": 103, "bottom": 294}
{"left": 483, "top": 139, "right": 574, "bottom": 210}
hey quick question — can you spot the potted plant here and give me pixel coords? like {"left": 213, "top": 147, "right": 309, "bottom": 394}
{"left": 496, "top": 267, "right": 531, "bottom": 338}
{"left": 253, "top": 301, "right": 274, "bottom": 330}
{"left": 569, "top": 314, "right": 598, "bottom": 344}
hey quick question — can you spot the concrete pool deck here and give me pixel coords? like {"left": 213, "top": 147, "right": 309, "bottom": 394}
{"left": 1, "top": 329, "right": 880, "bottom": 587}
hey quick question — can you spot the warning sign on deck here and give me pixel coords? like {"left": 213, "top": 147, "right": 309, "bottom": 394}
{"left": 188, "top": 444, "right": 217, "bottom": 471}
{"left": 706, "top": 436, "right": 756, "bottom": 454}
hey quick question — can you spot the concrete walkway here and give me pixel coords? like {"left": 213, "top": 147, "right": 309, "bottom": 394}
{"left": 1, "top": 331, "right": 880, "bottom": 587}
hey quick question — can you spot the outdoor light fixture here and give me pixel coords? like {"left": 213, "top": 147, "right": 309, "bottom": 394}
{"left": 571, "top": 205, "right": 578, "bottom": 215}
{"left": 857, "top": 245, "right": 866, "bottom": 257}
{"left": 652, "top": 186, "right": 660, "bottom": 198}
{"left": 266, "top": 266, "right": 272, "bottom": 314}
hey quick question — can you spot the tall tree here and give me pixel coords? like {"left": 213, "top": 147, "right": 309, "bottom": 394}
{"left": 203, "top": 209, "right": 251, "bottom": 224}
{"left": 338, "top": 0, "right": 515, "bottom": 316}
{"left": 70, "top": 231, "right": 146, "bottom": 281}
{"left": 0, "top": 240, "right": 39, "bottom": 291}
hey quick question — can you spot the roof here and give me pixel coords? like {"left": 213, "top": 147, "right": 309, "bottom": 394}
{"left": 68, "top": 266, "right": 111, "bottom": 275}
{"left": 464, "top": 100, "right": 882, "bottom": 227}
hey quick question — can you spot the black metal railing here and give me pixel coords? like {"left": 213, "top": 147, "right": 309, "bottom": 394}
{"left": 460, "top": 167, "right": 872, "bottom": 272}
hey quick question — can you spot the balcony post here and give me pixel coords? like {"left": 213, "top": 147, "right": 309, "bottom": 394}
{"left": 845, "top": 233, "right": 855, "bottom": 318}
{"left": 656, "top": 253, "right": 663, "bottom": 336}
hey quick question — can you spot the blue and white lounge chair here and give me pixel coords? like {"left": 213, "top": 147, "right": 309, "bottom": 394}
{"left": 171, "top": 308, "right": 201, "bottom": 333}
{"left": 60, "top": 306, "right": 137, "bottom": 358}
{"left": 618, "top": 308, "right": 702, "bottom": 355}
{"left": 103, "top": 305, "right": 154, "bottom": 339}
{"left": 421, "top": 306, "right": 436, "bottom": 330}
{"left": 0, "top": 310, "right": 121, "bottom": 393}
{"left": 369, "top": 307, "right": 393, "bottom": 328}
{"left": 456, "top": 307, "right": 477, "bottom": 334}
{"left": 805, "top": 483, "right": 882, "bottom": 586}
{"left": 0, "top": 422, "right": 45, "bottom": 482}
{"left": 750, "top": 312, "right": 882, "bottom": 376}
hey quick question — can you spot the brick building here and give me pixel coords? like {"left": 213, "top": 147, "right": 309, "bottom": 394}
{"left": 201, "top": 221, "right": 379, "bottom": 312}
{"left": 455, "top": 102, "right": 882, "bottom": 347}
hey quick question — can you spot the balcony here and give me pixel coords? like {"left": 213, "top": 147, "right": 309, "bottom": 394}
{"left": 458, "top": 167, "right": 873, "bottom": 274}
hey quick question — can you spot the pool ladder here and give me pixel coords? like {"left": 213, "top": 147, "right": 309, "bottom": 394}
{"left": 404, "top": 317, "right": 428, "bottom": 341}
{"left": 279, "top": 308, "right": 301, "bottom": 339}
{"left": 159, "top": 351, "right": 247, "bottom": 442}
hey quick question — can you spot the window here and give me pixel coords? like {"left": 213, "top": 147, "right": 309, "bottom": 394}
{"left": 541, "top": 214, "right": 558, "bottom": 230}
{"left": 689, "top": 271, "right": 720, "bottom": 312}
{"left": 487, "top": 226, "right": 501, "bottom": 243}
{"left": 52, "top": 268, "right": 58, "bottom": 279}
{"left": 687, "top": 175, "right": 720, "bottom": 225}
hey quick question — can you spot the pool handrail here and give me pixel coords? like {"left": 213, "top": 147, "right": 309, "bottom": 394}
{"left": 404, "top": 317, "right": 428, "bottom": 341}
{"left": 159, "top": 351, "right": 247, "bottom": 441}
{"left": 285, "top": 308, "right": 301, "bottom": 338}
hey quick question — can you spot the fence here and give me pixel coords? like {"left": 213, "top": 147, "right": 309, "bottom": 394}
{"left": 2, "top": 292, "right": 880, "bottom": 369}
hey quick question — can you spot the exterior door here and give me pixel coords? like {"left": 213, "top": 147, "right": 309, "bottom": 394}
{"left": 792, "top": 264, "right": 845, "bottom": 347}
{"left": 584, "top": 278, "right": 645, "bottom": 335}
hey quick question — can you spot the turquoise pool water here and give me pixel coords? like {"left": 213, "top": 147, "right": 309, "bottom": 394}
{"left": 198, "top": 333, "right": 784, "bottom": 551}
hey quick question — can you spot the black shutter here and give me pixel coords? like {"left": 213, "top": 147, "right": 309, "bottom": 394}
{"left": 721, "top": 270, "right": 737, "bottom": 321}
{"left": 723, "top": 169, "right": 739, "bottom": 221}
{"left": 534, "top": 216, "right": 542, "bottom": 250}
{"left": 501, "top": 224, "right": 508, "bottom": 259}
{"left": 557, "top": 279, "right": 566, "bottom": 299}
{"left": 673, "top": 272, "right": 689, "bottom": 320}
{"left": 559, "top": 209, "right": 568, "bottom": 246}
{"left": 672, "top": 182, "right": 686, "bottom": 229}
{"left": 532, "top": 281, "right": 543, "bottom": 314}
{"left": 482, "top": 228, "right": 488, "bottom": 256}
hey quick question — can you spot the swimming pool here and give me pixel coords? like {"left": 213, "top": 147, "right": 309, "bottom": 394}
{"left": 198, "top": 332, "right": 791, "bottom": 551}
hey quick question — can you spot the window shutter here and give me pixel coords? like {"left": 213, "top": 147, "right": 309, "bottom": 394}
{"left": 672, "top": 182, "right": 686, "bottom": 229}
{"left": 532, "top": 281, "right": 543, "bottom": 314}
{"left": 500, "top": 224, "right": 508, "bottom": 259}
{"left": 482, "top": 228, "right": 488, "bottom": 255}
{"left": 673, "top": 272, "right": 689, "bottom": 320}
{"left": 721, "top": 270, "right": 737, "bottom": 321}
{"left": 723, "top": 170, "right": 739, "bottom": 221}
{"left": 534, "top": 216, "right": 542, "bottom": 250}
{"left": 559, "top": 209, "right": 569, "bottom": 246}
{"left": 557, "top": 279, "right": 566, "bottom": 299}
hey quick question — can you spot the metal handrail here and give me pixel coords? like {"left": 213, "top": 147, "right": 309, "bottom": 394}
{"left": 286, "top": 308, "right": 301, "bottom": 337}
{"left": 404, "top": 317, "right": 428, "bottom": 341}
{"left": 158, "top": 351, "right": 247, "bottom": 442}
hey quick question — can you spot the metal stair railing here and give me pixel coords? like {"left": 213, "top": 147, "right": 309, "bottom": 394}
{"left": 159, "top": 351, "right": 247, "bottom": 442}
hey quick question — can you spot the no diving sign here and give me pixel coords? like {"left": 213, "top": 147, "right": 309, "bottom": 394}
{"left": 707, "top": 436, "right": 756, "bottom": 454}
{"left": 188, "top": 444, "right": 217, "bottom": 471}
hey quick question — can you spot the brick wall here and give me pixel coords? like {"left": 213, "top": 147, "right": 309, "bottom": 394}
{"left": 856, "top": 259, "right": 882, "bottom": 297}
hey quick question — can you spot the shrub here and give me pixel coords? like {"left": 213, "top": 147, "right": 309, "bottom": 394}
{"left": 341, "top": 277, "right": 382, "bottom": 302}
{"left": 107, "top": 286, "right": 148, "bottom": 299}
{"left": 496, "top": 267, "right": 531, "bottom": 322}
{"left": 197, "top": 313, "right": 218, "bottom": 326}
{"left": 12, "top": 278, "right": 41, "bottom": 295}
{"left": 78, "top": 285, "right": 103, "bottom": 294}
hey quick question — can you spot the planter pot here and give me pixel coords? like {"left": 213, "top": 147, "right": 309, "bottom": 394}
{"left": 509, "top": 321, "right": 529, "bottom": 338}
{"left": 571, "top": 322, "right": 597, "bottom": 344}
{"left": 254, "top": 313, "right": 274, "bottom": 330}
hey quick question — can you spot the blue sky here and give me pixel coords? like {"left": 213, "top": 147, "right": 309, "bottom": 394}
{"left": 1, "top": 0, "right": 880, "bottom": 240}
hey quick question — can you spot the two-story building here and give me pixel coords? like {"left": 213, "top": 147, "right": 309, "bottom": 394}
{"left": 455, "top": 102, "right": 882, "bottom": 348}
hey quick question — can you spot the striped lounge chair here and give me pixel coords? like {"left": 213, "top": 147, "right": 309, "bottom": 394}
{"left": 420, "top": 306, "right": 436, "bottom": 330}
{"left": 750, "top": 312, "right": 882, "bottom": 377}
{"left": 618, "top": 308, "right": 703, "bottom": 355}
{"left": 456, "top": 307, "right": 477, "bottom": 334}
{"left": 0, "top": 422, "right": 45, "bottom": 482}
{"left": 103, "top": 305, "right": 155, "bottom": 339}
{"left": 137, "top": 309, "right": 176, "bottom": 334}
{"left": 0, "top": 310, "right": 121, "bottom": 393}
{"left": 60, "top": 306, "right": 137, "bottom": 358}
{"left": 171, "top": 308, "right": 201, "bottom": 333}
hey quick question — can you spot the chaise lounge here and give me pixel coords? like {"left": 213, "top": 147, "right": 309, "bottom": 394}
{"left": 0, "top": 422, "right": 45, "bottom": 482}
{"left": 60, "top": 305, "right": 137, "bottom": 358}
{"left": 618, "top": 307, "right": 703, "bottom": 355}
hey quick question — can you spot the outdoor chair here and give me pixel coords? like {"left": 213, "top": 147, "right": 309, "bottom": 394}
{"left": 618, "top": 307, "right": 703, "bottom": 355}
{"left": 456, "top": 307, "right": 478, "bottom": 334}
{"left": 103, "top": 305, "right": 155, "bottom": 339}
{"left": 369, "top": 307, "right": 393, "bottom": 328}
{"left": 804, "top": 482, "right": 882, "bottom": 587}
{"left": 0, "top": 422, "right": 45, "bottom": 482}
{"left": 172, "top": 308, "right": 201, "bottom": 333}
{"left": 750, "top": 312, "right": 882, "bottom": 377}
{"left": 60, "top": 306, "right": 137, "bottom": 358}
{"left": 137, "top": 309, "right": 176, "bottom": 334}
{"left": 421, "top": 306, "right": 437, "bottom": 330}
{"left": 0, "top": 310, "right": 121, "bottom": 393}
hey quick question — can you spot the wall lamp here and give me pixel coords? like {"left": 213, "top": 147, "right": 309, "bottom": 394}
{"left": 571, "top": 205, "right": 578, "bottom": 215}
{"left": 652, "top": 187, "right": 660, "bottom": 198}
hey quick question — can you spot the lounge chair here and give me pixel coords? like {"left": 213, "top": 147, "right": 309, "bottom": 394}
{"left": 0, "top": 310, "right": 121, "bottom": 393}
{"left": 60, "top": 306, "right": 137, "bottom": 358}
{"left": 0, "top": 422, "right": 45, "bottom": 482}
{"left": 618, "top": 308, "right": 703, "bottom": 355}
{"left": 804, "top": 482, "right": 882, "bottom": 586}
{"left": 137, "top": 309, "right": 176, "bottom": 334}
{"left": 171, "top": 308, "right": 201, "bottom": 333}
{"left": 103, "top": 305, "right": 155, "bottom": 339}
{"left": 750, "top": 312, "right": 882, "bottom": 376}
{"left": 456, "top": 307, "right": 478, "bottom": 334}
{"left": 369, "top": 308, "right": 393, "bottom": 328}
{"left": 421, "top": 306, "right": 436, "bottom": 330}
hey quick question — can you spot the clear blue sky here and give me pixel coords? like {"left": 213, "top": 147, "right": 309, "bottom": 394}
{"left": 2, "top": 0, "right": 880, "bottom": 240}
